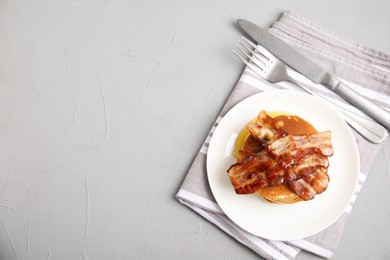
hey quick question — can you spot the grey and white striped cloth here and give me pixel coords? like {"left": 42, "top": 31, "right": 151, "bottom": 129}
{"left": 176, "top": 11, "right": 390, "bottom": 259}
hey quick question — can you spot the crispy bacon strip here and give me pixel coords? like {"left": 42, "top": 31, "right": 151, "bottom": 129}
{"left": 237, "top": 150, "right": 256, "bottom": 163}
{"left": 227, "top": 149, "right": 329, "bottom": 194}
{"left": 227, "top": 150, "right": 277, "bottom": 194}
{"left": 247, "top": 110, "right": 287, "bottom": 145}
{"left": 241, "top": 135, "right": 263, "bottom": 154}
{"left": 289, "top": 168, "right": 330, "bottom": 201}
{"left": 285, "top": 151, "right": 329, "bottom": 182}
{"left": 269, "top": 131, "right": 333, "bottom": 157}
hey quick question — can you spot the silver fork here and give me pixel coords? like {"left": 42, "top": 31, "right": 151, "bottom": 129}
{"left": 232, "top": 36, "right": 388, "bottom": 144}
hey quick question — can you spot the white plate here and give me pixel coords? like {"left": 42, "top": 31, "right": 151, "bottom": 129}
{"left": 207, "top": 90, "right": 359, "bottom": 240}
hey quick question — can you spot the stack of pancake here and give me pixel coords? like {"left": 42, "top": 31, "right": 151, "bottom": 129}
{"left": 233, "top": 112, "right": 318, "bottom": 204}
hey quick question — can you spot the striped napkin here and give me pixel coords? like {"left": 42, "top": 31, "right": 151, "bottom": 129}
{"left": 176, "top": 11, "right": 390, "bottom": 259}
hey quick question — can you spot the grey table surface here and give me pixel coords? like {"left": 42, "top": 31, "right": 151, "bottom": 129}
{"left": 0, "top": 1, "right": 389, "bottom": 259}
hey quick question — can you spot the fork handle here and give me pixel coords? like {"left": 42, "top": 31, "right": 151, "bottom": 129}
{"left": 287, "top": 76, "right": 388, "bottom": 143}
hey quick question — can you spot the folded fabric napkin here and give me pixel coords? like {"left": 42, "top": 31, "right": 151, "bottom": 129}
{"left": 176, "top": 11, "right": 390, "bottom": 260}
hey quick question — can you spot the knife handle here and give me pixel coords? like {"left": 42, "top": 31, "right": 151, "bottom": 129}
{"left": 328, "top": 78, "right": 390, "bottom": 131}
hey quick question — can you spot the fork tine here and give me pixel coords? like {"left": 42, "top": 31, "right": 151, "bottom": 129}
{"left": 231, "top": 48, "right": 264, "bottom": 76}
{"left": 231, "top": 48, "right": 252, "bottom": 67}
{"left": 238, "top": 40, "right": 268, "bottom": 65}
{"left": 235, "top": 44, "right": 266, "bottom": 71}
{"left": 235, "top": 44, "right": 253, "bottom": 61}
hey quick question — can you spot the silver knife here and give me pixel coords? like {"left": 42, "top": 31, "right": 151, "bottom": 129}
{"left": 237, "top": 18, "right": 390, "bottom": 131}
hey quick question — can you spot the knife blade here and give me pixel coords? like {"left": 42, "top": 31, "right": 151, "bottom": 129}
{"left": 237, "top": 18, "right": 390, "bottom": 131}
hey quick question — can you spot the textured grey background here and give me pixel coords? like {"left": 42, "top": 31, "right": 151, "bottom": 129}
{"left": 0, "top": 0, "right": 389, "bottom": 259}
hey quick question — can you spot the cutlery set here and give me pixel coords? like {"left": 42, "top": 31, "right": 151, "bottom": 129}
{"left": 233, "top": 19, "right": 390, "bottom": 143}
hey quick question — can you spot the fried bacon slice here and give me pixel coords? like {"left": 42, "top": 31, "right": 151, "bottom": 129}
{"left": 227, "top": 148, "right": 329, "bottom": 194}
{"left": 237, "top": 149, "right": 256, "bottom": 163}
{"left": 242, "top": 135, "right": 263, "bottom": 153}
{"left": 227, "top": 150, "right": 277, "bottom": 194}
{"left": 237, "top": 135, "right": 263, "bottom": 162}
{"left": 289, "top": 168, "right": 330, "bottom": 201}
{"left": 284, "top": 151, "right": 329, "bottom": 182}
{"left": 247, "top": 110, "right": 287, "bottom": 145}
{"left": 269, "top": 131, "right": 333, "bottom": 157}
{"left": 227, "top": 110, "right": 333, "bottom": 200}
